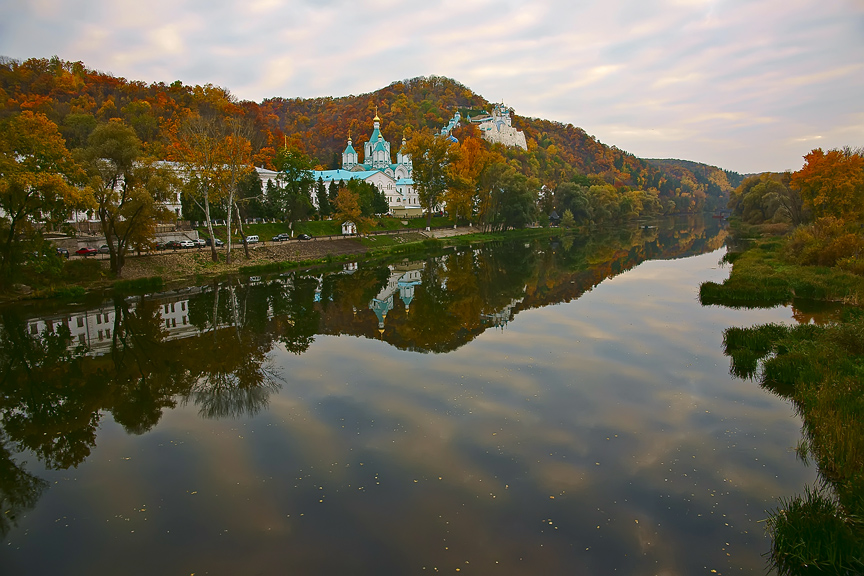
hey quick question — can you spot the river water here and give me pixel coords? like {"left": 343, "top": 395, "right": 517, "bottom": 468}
{"left": 0, "top": 216, "right": 816, "bottom": 575}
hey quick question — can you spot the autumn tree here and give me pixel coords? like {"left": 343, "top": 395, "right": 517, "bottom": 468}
{"left": 791, "top": 147, "right": 864, "bottom": 222}
{"left": 446, "top": 135, "right": 499, "bottom": 223}
{"left": 172, "top": 114, "right": 227, "bottom": 261}
{"left": 405, "top": 129, "right": 458, "bottom": 229}
{"left": 220, "top": 118, "right": 254, "bottom": 263}
{"left": 170, "top": 114, "right": 252, "bottom": 263}
{"left": 0, "top": 111, "right": 90, "bottom": 284}
{"left": 81, "top": 120, "right": 176, "bottom": 277}
{"left": 332, "top": 186, "right": 371, "bottom": 234}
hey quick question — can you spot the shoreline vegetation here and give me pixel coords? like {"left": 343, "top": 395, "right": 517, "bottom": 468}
{"left": 700, "top": 220, "right": 864, "bottom": 575}
{"left": 0, "top": 220, "right": 558, "bottom": 303}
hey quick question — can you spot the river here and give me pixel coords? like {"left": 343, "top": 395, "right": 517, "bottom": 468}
{"left": 0, "top": 216, "right": 817, "bottom": 575}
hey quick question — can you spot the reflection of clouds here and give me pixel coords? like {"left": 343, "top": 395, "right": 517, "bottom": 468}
{"left": 261, "top": 248, "right": 813, "bottom": 570}
{"left": 47, "top": 246, "right": 816, "bottom": 573}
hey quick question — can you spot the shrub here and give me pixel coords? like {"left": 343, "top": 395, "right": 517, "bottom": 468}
{"left": 786, "top": 217, "right": 864, "bottom": 267}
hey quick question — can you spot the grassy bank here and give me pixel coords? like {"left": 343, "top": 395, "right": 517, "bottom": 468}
{"left": 702, "top": 226, "right": 864, "bottom": 574}
{"left": 700, "top": 237, "right": 864, "bottom": 308}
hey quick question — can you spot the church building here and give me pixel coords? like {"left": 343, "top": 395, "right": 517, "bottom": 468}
{"left": 310, "top": 112, "right": 422, "bottom": 216}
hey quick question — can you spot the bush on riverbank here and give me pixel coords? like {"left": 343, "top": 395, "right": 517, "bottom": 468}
{"left": 700, "top": 235, "right": 864, "bottom": 307}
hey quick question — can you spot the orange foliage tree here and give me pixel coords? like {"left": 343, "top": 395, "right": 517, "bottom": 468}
{"left": 0, "top": 111, "right": 91, "bottom": 281}
{"left": 791, "top": 147, "right": 864, "bottom": 222}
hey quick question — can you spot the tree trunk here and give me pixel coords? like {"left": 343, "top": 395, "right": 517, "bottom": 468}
{"left": 203, "top": 195, "right": 218, "bottom": 263}
{"left": 234, "top": 202, "right": 250, "bottom": 259}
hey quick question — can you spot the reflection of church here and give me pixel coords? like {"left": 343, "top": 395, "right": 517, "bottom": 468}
{"left": 369, "top": 262, "right": 424, "bottom": 332}
{"left": 311, "top": 112, "right": 423, "bottom": 216}
{"left": 481, "top": 297, "right": 524, "bottom": 329}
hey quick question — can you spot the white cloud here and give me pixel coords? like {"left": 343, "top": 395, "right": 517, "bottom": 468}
{"left": 0, "top": 0, "right": 862, "bottom": 173}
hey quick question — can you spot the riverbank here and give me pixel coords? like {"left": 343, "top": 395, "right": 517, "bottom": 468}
{"left": 0, "top": 226, "right": 533, "bottom": 302}
{"left": 699, "top": 225, "right": 864, "bottom": 574}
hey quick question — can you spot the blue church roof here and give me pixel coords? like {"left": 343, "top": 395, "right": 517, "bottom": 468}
{"left": 312, "top": 169, "right": 380, "bottom": 182}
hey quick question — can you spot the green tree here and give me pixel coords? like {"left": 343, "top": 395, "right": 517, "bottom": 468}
{"left": 81, "top": 120, "right": 176, "bottom": 277}
{"left": 555, "top": 182, "right": 592, "bottom": 223}
{"left": 271, "top": 146, "right": 315, "bottom": 228}
{"left": 406, "top": 129, "right": 456, "bottom": 229}
{"left": 316, "top": 177, "right": 331, "bottom": 218}
{"left": 560, "top": 209, "right": 575, "bottom": 228}
{"left": 498, "top": 170, "right": 538, "bottom": 230}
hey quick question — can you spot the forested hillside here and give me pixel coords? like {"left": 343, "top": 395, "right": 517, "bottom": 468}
{"left": 1, "top": 56, "right": 736, "bottom": 213}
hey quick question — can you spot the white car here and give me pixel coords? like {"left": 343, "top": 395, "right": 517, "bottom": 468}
{"left": 179, "top": 240, "right": 195, "bottom": 248}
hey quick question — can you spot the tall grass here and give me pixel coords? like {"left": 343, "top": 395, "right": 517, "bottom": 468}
{"left": 766, "top": 483, "right": 863, "bottom": 575}
{"left": 721, "top": 316, "right": 864, "bottom": 573}
{"left": 710, "top": 229, "right": 864, "bottom": 574}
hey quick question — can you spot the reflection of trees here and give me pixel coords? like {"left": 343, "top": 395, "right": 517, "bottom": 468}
{"left": 182, "top": 280, "right": 283, "bottom": 419}
{"left": 0, "top": 215, "right": 731, "bottom": 541}
{"left": 0, "top": 311, "right": 98, "bottom": 470}
{"left": 107, "top": 295, "right": 189, "bottom": 434}
{"left": 308, "top": 215, "right": 727, "bottom": 353}
{"left": 273, "top": 276, "right": 321, "bottom": 355}
{"left": 0, "top": 433, "right": 48, "bottom": 540}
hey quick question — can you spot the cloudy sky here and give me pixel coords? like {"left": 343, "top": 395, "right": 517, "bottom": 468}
{"left": 2, "top": 0, "right": 862, "bottom": 173}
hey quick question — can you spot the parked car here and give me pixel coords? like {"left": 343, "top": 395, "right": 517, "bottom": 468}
{"left": 164, "top": 240, "right": 182, "bottom": 250}
{"left": 98, "top": 244, "right": 110, "bottom": 254}
{"left": 245, "top": 235, "right": 259, "bottom": 244}
{"left": 194, "top": 238, "right": 206, "bottom": 247}
{"left": 75, "top": 247, "right": 98, "bottom": 256}
{"left": 179, "top": 240, "right": 195, "bottom": 248}
{"left": 271, "top": 233, "right": 291, "bottom": 242}
{"left": 204, "top": 237, "right": 224, "bottom": 247}
{"left": 297, "top": 233, "right": 312, "bottom": 240}
{"left": 56, "top": 247, "right": 69, "bottom": 259}
{"left": 153, "top": 241, "right": 166, "bottom": 251}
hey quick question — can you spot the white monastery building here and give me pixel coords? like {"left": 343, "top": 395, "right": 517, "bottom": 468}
{"left": 469, "top": 103, "right": 528, "bottom": 151}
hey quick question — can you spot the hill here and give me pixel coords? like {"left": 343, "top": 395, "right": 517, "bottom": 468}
{"left": 1, "top": 55, "right": 735, "bottom": 212}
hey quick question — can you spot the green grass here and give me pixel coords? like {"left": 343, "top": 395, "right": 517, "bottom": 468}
{"left": 237, "top": 252, "right": 357, "bottom": 275}
{"left": 722, "top": 316, "right": 864, "bottom": 574}
{"left": 700, "top": 238, "right": 864, "bottom": 308}
{"left": 766, "top": 484, "right": 864, "bottom": 575}
{"left": 113, "top": 276, "right": 164, "bottom": 294}
{"left": 200, "top": 216, "right": 457, "bottom": 242}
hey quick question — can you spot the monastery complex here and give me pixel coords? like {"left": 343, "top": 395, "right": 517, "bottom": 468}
{"left": 307, "top": 102, "right": 527, "bottom": 216}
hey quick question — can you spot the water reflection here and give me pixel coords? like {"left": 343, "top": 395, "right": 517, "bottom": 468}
{"left": 0, "top": 215, "right": 813, "bottom": 574}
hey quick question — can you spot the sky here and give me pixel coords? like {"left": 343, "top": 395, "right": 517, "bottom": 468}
{"left": 1, "top": 0, "right": 862, "bottom": 174}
